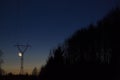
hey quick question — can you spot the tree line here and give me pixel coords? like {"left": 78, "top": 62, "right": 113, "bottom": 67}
{"left": 39, "top": 8, "right": 120, "bottom": 80}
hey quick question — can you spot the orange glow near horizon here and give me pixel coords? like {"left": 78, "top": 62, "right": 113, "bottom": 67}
{"left": 3, "top": 64, "right": 42, "bottom": 75}
{"left": 4, "top": 68, "right": 40, "bottom": 75}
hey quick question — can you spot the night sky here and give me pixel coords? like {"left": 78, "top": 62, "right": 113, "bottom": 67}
{"left": 0, "top": 0, "right": 119, "bottom": 74}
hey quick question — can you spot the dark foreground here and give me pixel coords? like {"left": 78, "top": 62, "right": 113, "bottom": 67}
{"left": 0, "top": 75, "right": 39, "bottom": 80}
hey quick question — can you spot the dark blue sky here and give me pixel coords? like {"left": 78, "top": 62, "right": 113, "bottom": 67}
{"left": 0, "top": 0, "right": 119, "bottom": 74}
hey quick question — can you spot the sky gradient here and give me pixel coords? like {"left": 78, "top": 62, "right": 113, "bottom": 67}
{"left": 0, "top": 0, "right": 119, "bottom": 74}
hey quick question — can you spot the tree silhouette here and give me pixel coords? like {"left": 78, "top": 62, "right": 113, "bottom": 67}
{"left": 39, "top": 46, "right": 66, "bottom": 80}
{"left": 0, "top": 50, "right": 4, "bottom": 76}
{"left": 32, "top": 67, "right": 38, "bottom": 76}
{"left": 39, "top": 7, "right": 120, "bottom": 80}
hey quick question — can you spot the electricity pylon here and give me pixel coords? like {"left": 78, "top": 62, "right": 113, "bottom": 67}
{"left": 15, "top": 44, "right": 30, "bottom": 75}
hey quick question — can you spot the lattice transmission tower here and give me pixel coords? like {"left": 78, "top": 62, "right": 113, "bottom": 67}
{"left": 15, "top": 44, "right": 30, "bottom": 75}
